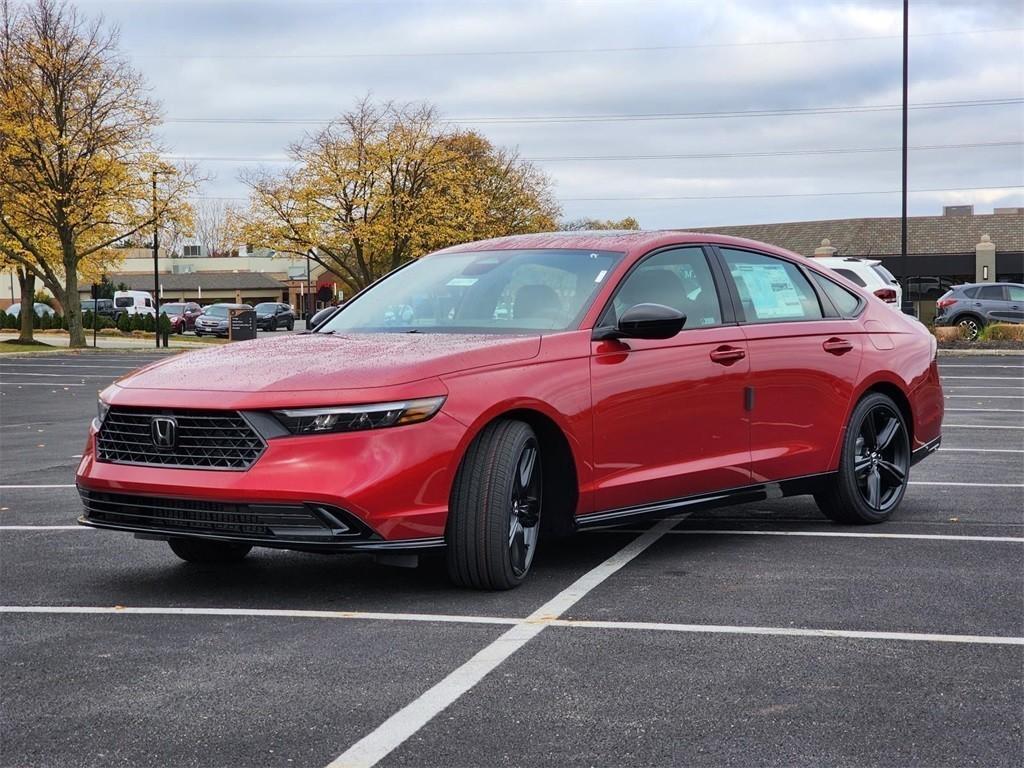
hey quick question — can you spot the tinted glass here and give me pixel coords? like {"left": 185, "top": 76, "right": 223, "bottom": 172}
{"left": 255, "top": 303, "right": 277, "bottom": 311}
{"left": 320, "top": 249, "right": 623, "bottom": 334}
{"left": 978, "top": 285, "right": 1005, "bottom": 300}
{"left": 1008, "top": 286, "right": 1024, "bottom": 302}
{"left": 721, "top": 249, "right": 823, "bottom": 322}
{"left": 601, "top": 247, "right": 721, "bottom": 329}
{"left": 872, "top": 265, "right": 897, "bottom": 284}
{"left": 962, "top": 286, "right": 980, "bottom": 298}
{"left": 161, "top": 304, "right": 185, "bottom": 315}
{"left": 114, "top": 297, "right": 133, "bottom": 307}
{"left": 81, "top": 300, "right": 95, "bottom": 311}
{"left": 833, "top": 268, "right": 867, "bottom": 287}
{"left": 812, "top": 273, "right": 861, "bottom": 316}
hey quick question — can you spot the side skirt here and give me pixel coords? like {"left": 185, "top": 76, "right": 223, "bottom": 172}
{"left": 910, "top": 435, "right": 941, "bottom": 467}
{"left": 576, "top": 472, "right": 837, "bottom": 529}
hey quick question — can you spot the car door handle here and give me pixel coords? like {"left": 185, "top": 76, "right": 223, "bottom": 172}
{"left": 710, "top": 346, "right": 746, "bottom": 365}
{"left": 823, "top": 337, "right": 853, "bottom": 355}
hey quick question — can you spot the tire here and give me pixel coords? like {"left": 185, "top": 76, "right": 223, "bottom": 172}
{"left": 815, "top": 392, "right": 911, "bottom": 524}
{"left": 287, "top": 319, "right": 294, "bottom": 331}
{"left": 168, "top": 538, "right": 252, "bottom": 563}
{"left": 269, "top": 318, "right": 277, "bottom": 332}
{"left": 446, "top": 419, "right": 542, "bottom": 590}
{"left": 955, "top": 314, "right": 983, "bottom": 340}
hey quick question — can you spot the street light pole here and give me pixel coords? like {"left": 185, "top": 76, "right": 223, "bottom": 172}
{"left": 900, "top": 0, "right": 909, "bottom": 313}
{"left": 152, "top": 171, "right": 160, "bottom": 348}
{"left": 306, "top": 249, "right": 313, "bottom": 321}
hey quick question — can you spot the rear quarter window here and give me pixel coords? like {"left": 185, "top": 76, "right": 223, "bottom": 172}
{"left": 833, "top": 268, "right": 867, "bottom": 287}
{"left": 812, "top": 273, "right": 863, "bottom": 317}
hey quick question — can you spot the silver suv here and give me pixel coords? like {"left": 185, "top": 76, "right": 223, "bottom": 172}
{"left": 935, "top": 282, "right": 1024, "bottom": 339}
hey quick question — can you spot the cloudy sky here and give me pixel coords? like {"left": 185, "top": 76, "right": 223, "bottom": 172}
{"left": 80, "top": 0, "right": 1023, "bottom": 229}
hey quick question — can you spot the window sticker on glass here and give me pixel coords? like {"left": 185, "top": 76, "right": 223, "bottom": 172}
{"left": 594, "top": 269, "right": 608, "bottom": 283}
{"left": 731, "top": 263, "right": 806, "bottom": 319}
{"left": 446, "top": 277, "right": 478, "bottom": 287}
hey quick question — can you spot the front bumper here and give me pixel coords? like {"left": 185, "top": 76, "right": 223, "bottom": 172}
{"left": 76, "top": 410, "right": 468, "bottom": 546}
{"left": 194, "top": 323, "right": 228, "bottom": 335}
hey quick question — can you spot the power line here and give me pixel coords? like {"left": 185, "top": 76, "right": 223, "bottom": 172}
{"left": 135, "top": 26, "right": 1024, "bottom": 60}
{"left": 559, "top": 185, "right": 1024, "bottom": 202}
{"left": 191, "top": 185, "right": 1024, "bottom": 204}
{"left": 164, "top": 97, "right": 1022, "bottom": 127}
{"left": 161, "top": 139, "right": 1023, "bottom": 165}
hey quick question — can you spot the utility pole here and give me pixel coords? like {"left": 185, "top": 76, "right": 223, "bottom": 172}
{"left": 901, "top": 0, "right": 909, "bottom": 313}
{"left": 306, "top": 249, "right": 314, "bottom": 321}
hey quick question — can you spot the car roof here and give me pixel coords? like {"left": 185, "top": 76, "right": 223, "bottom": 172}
{"left": 433, "top": 230, "right": 812, "bottom": 263}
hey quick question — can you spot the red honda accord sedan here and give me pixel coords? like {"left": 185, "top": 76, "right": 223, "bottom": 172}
{"left": 77, "top": 232, "right": 943, "bottom": 589}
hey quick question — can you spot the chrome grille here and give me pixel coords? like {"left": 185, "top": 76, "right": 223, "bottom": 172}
{"left": 96, "top": 407, "right": 265, "bottom": 470}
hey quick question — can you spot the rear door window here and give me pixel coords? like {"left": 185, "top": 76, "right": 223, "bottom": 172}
{"left": 721, "top": 249, "right": 823, "bottom": 323}
{"left": 1008, "top": 286, "right": 1024, "bottom": 302}
{"left": 978, "top": 285, "right": 1006, "bottom": 300}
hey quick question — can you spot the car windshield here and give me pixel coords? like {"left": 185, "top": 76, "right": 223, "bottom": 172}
{"left": 204, "top": 306, "right": 229, "bottom": 318}
{"left": 161, "top": 304, "right": 184, "bottom": 315}
{"left": 81, "top": 300, "right": 95, "bottom": 311}
{"left": 254, "top": 303, "right": 277, "bottom": 312}
{"left": 319, "top": 249, "right": 623, "bottom": 335}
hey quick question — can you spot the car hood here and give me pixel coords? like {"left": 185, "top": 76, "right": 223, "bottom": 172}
{"left": 116, "top": 332, "right": 541, "bottom": 392}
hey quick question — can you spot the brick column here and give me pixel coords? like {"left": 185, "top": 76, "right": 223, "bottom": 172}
{"left": 975, "top": 234, "right": 996, "bottom": 283}
{"left": 813, "top": 238, "right": 837, "bottom": 258}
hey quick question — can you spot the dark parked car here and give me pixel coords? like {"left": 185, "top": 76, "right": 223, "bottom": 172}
{"left": 935, "top": 282, "right": 1024, "bottom": 339}
{"left": 159, "top": 302, "right": 203, "bottom": 333}
{"left": 193, "top": 303, "right": 252, "bottom": 338}
{"left": 80, "top": 298, "right": 121, "bottom": 321}
{"left": 254, "top": 302, "right": 296, "bottom": 331}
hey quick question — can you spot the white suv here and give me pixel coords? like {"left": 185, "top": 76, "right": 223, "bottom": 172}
{"left": 812, "top": 257, "right": 902, "bottom": 310}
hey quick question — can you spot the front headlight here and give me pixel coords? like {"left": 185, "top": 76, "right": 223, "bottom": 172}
{"left": 272, "top": 396, "right": 446, "bottom": 435}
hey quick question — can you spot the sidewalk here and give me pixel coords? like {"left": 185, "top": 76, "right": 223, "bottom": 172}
{"left": 0, "top": 332, "right": 207, "bottom": 351}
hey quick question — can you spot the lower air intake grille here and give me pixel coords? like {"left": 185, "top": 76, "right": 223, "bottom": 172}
{"left": 78, "top": 489, "right": 367, "bottom": 541}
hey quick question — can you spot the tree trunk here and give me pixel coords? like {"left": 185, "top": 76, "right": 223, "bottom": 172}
{"left": 62, "top": 267, "right": 86, "bottom": 348}
{"left": 17, "top": 270, "right": 35, "bottom": 343}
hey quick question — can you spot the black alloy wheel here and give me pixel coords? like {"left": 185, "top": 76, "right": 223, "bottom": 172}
{"left": 815, "top": 392, "right": 910, "bottom": 524}
{"left": 446, "top": 419, "right": 543, "bottom": 589}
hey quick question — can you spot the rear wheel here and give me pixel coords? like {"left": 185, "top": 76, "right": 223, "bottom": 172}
{"left": 287, "top": 319, "right": 294, "bottom": 331}
{"left": 446, "top": 419, "right": 542, "bottom": 590}
{"left": 269, "top": 318, "right": 277, "bottom": 332}
{"left": 168, "top": 538, "right": 252, "bottom": 564}
{"left": 956, "top": 314, "right": 983, "bottom": 340}
{"left": 815, "top": 392, "right": 910, "bottom": 524}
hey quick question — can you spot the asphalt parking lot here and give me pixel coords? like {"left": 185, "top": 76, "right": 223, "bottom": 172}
{"left": 1, "top": 351, "right": 1021, "bottom": 768}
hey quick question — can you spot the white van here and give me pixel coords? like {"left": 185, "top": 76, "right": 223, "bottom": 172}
{"left": 812, "top": 256, "right": 903, "bottom": 311}
{"left": 113, "top": 290, "right": 157, "bottom": 317}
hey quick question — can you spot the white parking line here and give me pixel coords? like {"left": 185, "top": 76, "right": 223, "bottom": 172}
{"left": 0, "top": 526, "right": 86, "bottom": 530}
{"left": 945, "top": 386, "right": 1024, "bottom": 390}
{"left": 0, "top": 606, "right": 1017, "bottom": 649}
{"left": 548, "top": 619, "right": 1024, "bottom": 646}
{"left": 941, "top": 376, "right": 1024, "bottom": 380}
{"left": 0, "top": 364, "right": 139, "bottom": 369}
{"left": 0, "top": 382, "right": 86, "bottom": 387}
{"left": 942, "top": 397, "right": 1024, "bottom": 403}
{"left": 910, "top": 481, "right": 1024, "bottom": 487}
{"left": 938, "top": 447, "right": 1024, "bottom": 453}
{"left": 327, "top": 516, "right": 682, "bottom": 768}
{"left": 944, "top": 408, "right": 1024, "bottom": 412}
{"left": 943, "top": 424, "right": 1024, "bottom": 429}
{"left": 0, "top": 374, "right": 122, "bottom": 380}
{"left": 940, "top": 365, "right": 1024, "bottom": 369}
{"left": 586, "top": 529, "right": 1024, "bottom": 542}
{"left": 0, "top": 484, "right": 76, "bottom": 489}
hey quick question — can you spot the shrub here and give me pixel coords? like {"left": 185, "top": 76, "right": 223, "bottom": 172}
{"left": 4, "top": 311, "right": 17, "bottom": 329}
{"left": 39, "top": 312, "right": 52, "bottom": 330}
{"left": 932, "top": 326, "right": 961, "bottom": 342}
{"left": 980, "top": 323, "right": 1024, "bottom": 342}
{"left": 130, "top": 313, "right": 145, "bottom": 332}
{"left": 0, "top": 310, "right": 6, "bottom": 328}
{"left": 157, "top": 312, "right": 171, "bottom": 335}
{"left": 142, "top": 313, "right": 155, "bottom": 333}
{"left": 117, "top": 312, "right": 132, "bottom": 333}
{"left": 51, "top": 313, "right": 63, "bottom": 330}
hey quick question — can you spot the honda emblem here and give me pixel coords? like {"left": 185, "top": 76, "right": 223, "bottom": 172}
{"left": 151, "top": 416, "right": 177, "bottom": 449}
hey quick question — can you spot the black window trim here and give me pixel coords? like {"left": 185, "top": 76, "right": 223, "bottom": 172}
{"left": 590, "top": 243, "right": 737, "bottom": 338}
{"left": 708, "top": 244, "right": 860, "bottom": 325}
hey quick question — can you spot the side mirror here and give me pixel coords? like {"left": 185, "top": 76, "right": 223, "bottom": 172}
{"left": 600, "top": 303, "right": 686, "bottom": 340}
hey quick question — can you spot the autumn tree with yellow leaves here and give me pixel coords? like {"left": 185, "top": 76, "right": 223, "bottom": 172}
{"left": 236, "top": 98, "right": 560, "bottom": 294}
{"left": 0, "top": 0, "right": 195, "bottom": 347}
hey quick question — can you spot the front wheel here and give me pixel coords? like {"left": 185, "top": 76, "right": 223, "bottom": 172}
{"left": 168, "top": 538, "right": 252, "bottom": 564}
{"left": 815, "top": 392, "right": 910, "bottom": 524}
{"left": 269, "top": 318, "right": 277, "bottom": 332}
{"left": 446, "top": 420, "right": 542, "bottom": 590}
